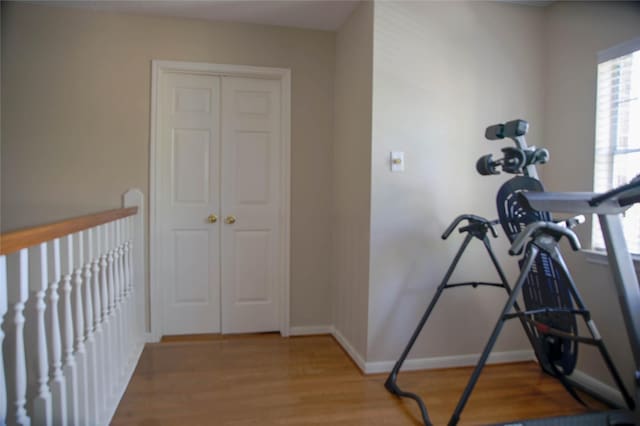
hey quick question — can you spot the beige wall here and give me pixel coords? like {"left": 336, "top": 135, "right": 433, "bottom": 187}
{"left": 332, "top": 1, "right": 373, "bottom": 359}
{"left": 541, "top": 1, "right": 640, "bottom": 395}
{"left": 368, "top": 1, "right": 546, "bottom": 362}
{"left": 1, "top": 3, "right": 335, "bottom": 328}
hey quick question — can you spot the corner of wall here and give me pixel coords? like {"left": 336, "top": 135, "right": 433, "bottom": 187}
{"left": 331, "top": 0, "right": 375, "bottom": 360}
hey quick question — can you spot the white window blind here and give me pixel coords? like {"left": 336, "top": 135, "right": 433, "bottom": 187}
{"left": 593, "top": 38, "right": 640, "bottom": 254}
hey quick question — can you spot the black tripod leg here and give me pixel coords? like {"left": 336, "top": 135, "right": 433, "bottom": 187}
{"left": 482, "top": 237, "right": 541, "bottom": 356}
{"left": 385, "top": 233, "right": 475, "bottom": 425}
{"left": 483, "top": 237, "right": 555, "bottom": 376}
{"left": 550, "top": 246, "right": 590, "bottom": 314}
{"left": 447, "top": 246, "right": 539, "bottom": 426}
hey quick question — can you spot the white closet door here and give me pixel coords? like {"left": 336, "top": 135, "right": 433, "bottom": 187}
{"left": 220, "top": 77, "right": 282, "bottom": 333}
{"left": 158, "top": 72, "right": 221, "bottom": 335}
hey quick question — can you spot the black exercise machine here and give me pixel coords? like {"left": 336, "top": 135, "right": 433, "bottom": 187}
{"left": 495, "top": 172, "right": 640, "bottom": 425}
{"left": 385, "top": 119, "right": 637, "bottom": 425}
{"left": 383, "top": 212, "right": 536, "bottom": 425}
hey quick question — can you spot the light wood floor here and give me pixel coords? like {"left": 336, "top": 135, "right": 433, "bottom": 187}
{"left": 112, "top": 334, "right": 605, "bottom": 425}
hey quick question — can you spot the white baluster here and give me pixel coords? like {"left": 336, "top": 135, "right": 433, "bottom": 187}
{"left": 106, "top": 222, "right": 118, "bottom": 397}
{"left": 121, "top": 221, "right": 128, "bottom": 372}
{"left": 60, "top": 235, "right": 79, "bottom": 425}
{"left": 6, "top": 250, "right": 31, "bottom": 425}
{"left": 0, "top": 255, "right": 9, "bottom": 426}
{"left": 83, "top": 229, "right": 99, "bottom": 424}
{"left": 28, "top": 243, "right": 53, "bottom": 425}
{"left": 121, "top": 220, "right": 130, "bottom": 367}
{"left": 71, "top": 232, "right": 88, "bottom": 423}
{"left": 92, "top": 225, "right": 107, "bottom": 420}
{"left": 99, "top": 224, "right": 113, "bottom": 409}
{"left": 112, "top": 221, "right": 122, "bottom": 380}
{"left": 124, "top": 217, "right": 134, "bottom": 364}
{"left": 46, "top": 239, "right": 67, "bottom": 425}
{"left": 113, "top": 221, "right": 124, "bottom": 383}
{"left": 117, "top": 220, "right": 126, "bottom": 377}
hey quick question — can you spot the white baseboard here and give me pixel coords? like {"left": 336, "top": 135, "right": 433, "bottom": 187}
{"left": 145, "top": 332, "right": 159, "bottom": 343}
{"left": 147, "top": 326, "right": 333, "bottom": 341}
{"left": 570, "top": 369, "right": 626, "bottom": 407}
{"left": 327, "top": 325, "right": 533, "bottom": 375}
{"left": 289, "top": 325, "right": 333, "bottom": 336}
{"left": 364, "top": 350, "right": 534, "bottom": 374}
{"left": 331, "top": 327, "right": 366, "bottom": 373}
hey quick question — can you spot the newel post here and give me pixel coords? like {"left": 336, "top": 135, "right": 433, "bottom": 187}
{"left": 123, "top": 188, "right": 145, "bottom": 346}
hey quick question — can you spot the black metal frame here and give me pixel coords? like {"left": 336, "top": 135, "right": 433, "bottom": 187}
{"left": 385, "top": 218, "right": 635, "bottom": 425}
{"left": 384, "top": 214, "right": 539, "bottom": 425}
{"left": 447, "top": 224, "right": 634, "bottom": 425}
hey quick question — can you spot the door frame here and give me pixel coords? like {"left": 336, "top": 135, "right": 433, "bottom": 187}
{"left": 149, "top": 60, "right": 291, "bottom": 341}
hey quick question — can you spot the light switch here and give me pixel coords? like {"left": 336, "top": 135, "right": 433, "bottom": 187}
{"left": 390, "top": 151, "right": 404, "bottom": 172}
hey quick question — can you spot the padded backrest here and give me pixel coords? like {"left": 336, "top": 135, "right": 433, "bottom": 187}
{"left": 496, "top": 176, "right": 550, "bottom": 242}
{"left": 496, "top": 176, "right": 578, "bottom": 375}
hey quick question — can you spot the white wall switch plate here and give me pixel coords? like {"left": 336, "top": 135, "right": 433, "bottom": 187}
{"left": 390, "top": 151, "right": 405, "bottom": 172}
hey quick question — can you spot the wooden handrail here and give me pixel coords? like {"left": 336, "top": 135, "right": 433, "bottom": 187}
{"left": 0, "top": 207, "right": 138, "bottom": 255}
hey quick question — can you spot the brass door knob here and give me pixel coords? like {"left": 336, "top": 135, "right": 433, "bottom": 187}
{"left": 207, "top": 214, "right": 218, "bottom": 223}
{"left": 224, "top": 216, "right": 236, "bottom": 225}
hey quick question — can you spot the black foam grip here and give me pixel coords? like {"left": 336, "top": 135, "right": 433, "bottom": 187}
{"left": 485, "top": 124, "right": 505, "bottom": 140}
{"left": 476, "top": 154, "right": 499, "bottom": 176}
{"left": 502, "top": 119, "right": 529, "bottom": 138}
{"left": 534, "top": 148, "right": 549, "bottom": 164}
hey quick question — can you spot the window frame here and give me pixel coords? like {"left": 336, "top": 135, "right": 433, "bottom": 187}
{"left": 587, "top": 37, "right": 640, "bottom": 264}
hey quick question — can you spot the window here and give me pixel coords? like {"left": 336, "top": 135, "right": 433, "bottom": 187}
{"left": 593, "top": 38, "right": 640, "bottom": 255}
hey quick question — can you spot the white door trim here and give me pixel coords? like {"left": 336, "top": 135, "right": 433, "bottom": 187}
{"left": 149, "top": 60, "right": 291, "bottom": 341}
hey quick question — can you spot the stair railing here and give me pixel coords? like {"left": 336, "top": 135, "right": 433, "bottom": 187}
{"left": 0, "top": 188, "right": 145, "bottom": 425}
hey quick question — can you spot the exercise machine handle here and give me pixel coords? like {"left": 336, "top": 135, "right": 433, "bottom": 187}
{"left": 442, "top": 215, "right": 475, "bottom": 239}
{"left": 589, "top": 174, "right": 640, "bottom": 207}
{"left": 441, "top": 214, "right": 498, "bottom": 240}
{"left": 509, "top": 221, "right": 581, "bottom": 256}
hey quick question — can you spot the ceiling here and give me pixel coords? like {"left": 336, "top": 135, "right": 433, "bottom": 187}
{"left": 41, "top": 0, "right": 361, "bottom": 31}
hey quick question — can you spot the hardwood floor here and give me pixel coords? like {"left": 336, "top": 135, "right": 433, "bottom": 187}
{"left": 112, "top": 334, "right": 605, "bottom": 425}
